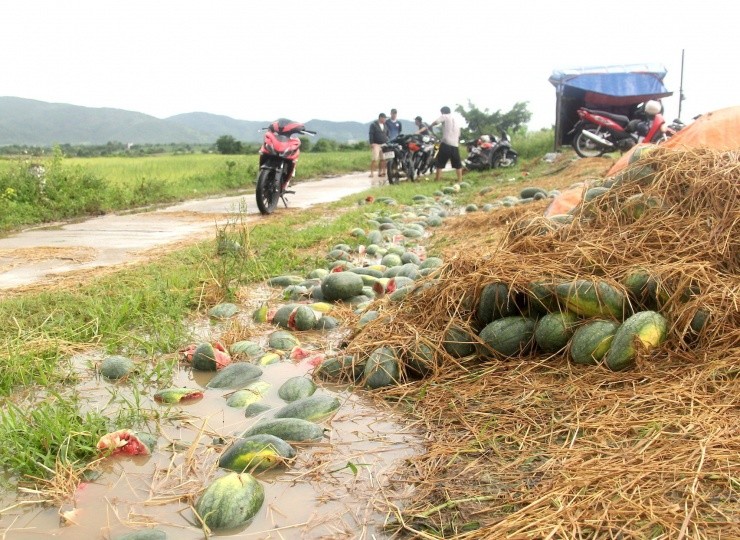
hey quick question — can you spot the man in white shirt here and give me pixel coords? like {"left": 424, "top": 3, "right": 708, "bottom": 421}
{"left": 429, "top": 106, "right": 462, "bottom": 182}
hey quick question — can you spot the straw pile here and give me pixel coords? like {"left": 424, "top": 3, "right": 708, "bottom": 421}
{"left": 346, "top": 147, "right": 740, "bottom": 538}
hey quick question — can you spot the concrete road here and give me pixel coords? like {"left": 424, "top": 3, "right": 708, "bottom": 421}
{"left": 0, "top": 172, "right": 373, "bottom": 291}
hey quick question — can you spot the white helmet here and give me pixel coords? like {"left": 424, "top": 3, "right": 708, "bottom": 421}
{"left": 644, "top": 100, "right": 662, "bottom": 115}
{"left": 480, "top": 135, "right": 491, "bottom": 143}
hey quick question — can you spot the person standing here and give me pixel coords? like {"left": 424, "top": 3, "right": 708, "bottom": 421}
{"left": 414, "top": 116, "right": 431, "bottom": 135}
{"left": 368, "top": 113, "right": 389, "bottom": 178}
{"left": 387, "top": 108, "right": 402, "bottom": 141}
{"left": 429, "top": 106, "right": 462, "bottom": 183}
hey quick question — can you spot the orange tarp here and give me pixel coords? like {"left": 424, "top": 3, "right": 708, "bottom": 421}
{"left": 607, "top": 105, "right": 740, "bottom": 176}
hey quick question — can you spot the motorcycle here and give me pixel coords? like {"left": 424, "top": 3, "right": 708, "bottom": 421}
{"left": 570, "top": 100, "right": 666, "bottom": 158}
{"left": 413, "top": 133, "right": 438, "bottom": 177}
{"left": 255, "top": 118, "right": 315, "bottom": 215}
{"left": 382, "top": 134, "right": 419, "bottom": 184}
{"left": 462, "top": 136, "right": 495, "bottom": 171}
{"left": 490, "top": 131, "right": 518, "bottom": 168}
{"left": 462, "top": 132, "right": 518, "bottom": 171}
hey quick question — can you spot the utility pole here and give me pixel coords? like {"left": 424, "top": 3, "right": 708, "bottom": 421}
{"left": 678, "top": 49, "right": 686, "bottom": 119}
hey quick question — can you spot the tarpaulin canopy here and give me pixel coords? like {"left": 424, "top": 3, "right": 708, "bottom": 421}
{"left": 550, "top": 63, "right": 673, "bottom": 148}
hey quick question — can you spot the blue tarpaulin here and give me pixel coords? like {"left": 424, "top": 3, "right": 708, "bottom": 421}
{"left": 549, "top": 63, "right": 673, "bottom": 147}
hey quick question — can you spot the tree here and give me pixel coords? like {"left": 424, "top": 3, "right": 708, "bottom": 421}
{"left": 311, "top": 138, "right": 338, "bottom": 153}
{"left": 215, "top": 135, "right": 243, "bottom": 155}
{"left": 455, "top": 101, "right": 532, "bottom": 140}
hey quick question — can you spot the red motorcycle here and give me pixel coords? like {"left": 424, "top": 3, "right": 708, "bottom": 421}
{"left": 256, "top": 118, "right": 315, "bottom": 215}
{"left": 570, "top": 101, "right": 666, "bottom": 158}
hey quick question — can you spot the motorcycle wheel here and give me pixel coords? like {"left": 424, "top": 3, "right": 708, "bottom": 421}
{"left": 405, "top": 156, "right": 416, "bottom": 181}
{"left": 491, "top": 150, "right": 518, "bottom": 168}
{"left": 413, "top": 154, "right": 425, "bottom": 176}
{"left": 256, "top": 168, "right": 281, "bottom": 215}
{"left": 573, "top": 123, "right": 607, "bottom": 158}
{"left": 387, "top": 160, "right": 400, "bottom": 185}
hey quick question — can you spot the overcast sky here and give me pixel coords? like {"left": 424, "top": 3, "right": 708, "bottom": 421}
{"left": 3, "top": 1, "right": 738, "bottom": 130}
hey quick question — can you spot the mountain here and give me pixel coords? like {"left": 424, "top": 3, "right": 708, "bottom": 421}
{"left": 0, "top": 97, "right": 412, "bottom": 146}
{"left": 0, "top": 97, "right": 209, "bottom": 146}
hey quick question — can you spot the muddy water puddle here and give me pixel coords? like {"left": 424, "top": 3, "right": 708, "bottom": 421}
{"left": 1, "top": 312, "right": 419, "bottom": 539}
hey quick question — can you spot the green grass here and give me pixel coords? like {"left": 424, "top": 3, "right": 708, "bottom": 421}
{"left": 0, "top": 149, "right": 370, "bottom": 233}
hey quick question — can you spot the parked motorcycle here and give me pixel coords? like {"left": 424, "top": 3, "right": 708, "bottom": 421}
{"left": 462, "top": 132, "right": 518, "bottom": 171}
{"left": 570, "top": 100, "right": 665, "bottom": 158}
{"left": 255, "top": 119, "right": 315, "bottom": 215}
{"left": 382, "top": 134, "right": 418, "bottom": 184}
{"left": 490, "top": 131, "right": 518, "bottom": 168}
{"left": 412, "top": 134, "right": 438, "bottom": 177}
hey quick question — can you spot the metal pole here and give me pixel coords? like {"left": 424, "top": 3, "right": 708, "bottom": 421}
{"left": 678, "top": 49, "right": 685, "bottom": 119}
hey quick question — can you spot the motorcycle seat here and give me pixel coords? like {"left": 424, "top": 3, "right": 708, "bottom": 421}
{"left": 584, "top": 108, "right": 630, "bottom": 126}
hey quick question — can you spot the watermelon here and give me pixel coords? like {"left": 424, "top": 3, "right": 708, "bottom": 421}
{"left": 229, "top": 340, "right": 265, "bottom": 360}
{"left": 569, "top": 320, "right": 619, "bottom": 365}
{"left": 321, "top": 272, "right": 364, "bottom": 302}
{"left": 405, "top": 341, "right": 434, "bottom": 377}
{"left": 621, "top": 267, "right": 668, "bottom": 309}
{"left": 194, "top": 472, "right": 264, "bottom": 530}
{"left": 689, "top": 308, "right": 709, "bottom": 334}
{"left": 364, "top": 346, "right": 400, "bottom": 389}
{"left": 208, "top": 303, "right": 239, "bottom": 319}
{"left": 242, "top": 418, "right": 327, "bottom": 442}
{"left": 267, "top": 275, "right": 304, "bottom": 287}
{"left": 100, "top": 356, "right": 135, "bottom": 380}
{"left": 478, "top": 317, "right": 536, "bottom": 357}
{"left": 272, "top": 304, "right": 300, "bottom": 328}
{"left": 534, "top": 312, "right": 578, "bottom": 352}
{"left": 315, "top": 355, "right": 364, "bottom": 382}
{"left": 218, "top": 434, "right": 296, "bottom": 473}
{"left": 526, "top": 281, "right": 559, "bottom": 314}
{"left": 519, "top": 187, "right": 547, "bottom": 199}
{"left": 605, "top": 311, "right": 668, "bottom": 371}
{"left": 153, "top": 387, "right": 204, "bottom": 404}
{"left": 207, "top": 363, "right": 263, "bottom": 389}
{"left": 419, "top": 257, "right": 443, "bottom": 270}
{"left": 229, "top": 341, "right": 265, "bottom": 360}
{"left": 315, "top": 315, "right": 339, "bottom": 330}
{"left": 226, "top": 381, "right": 271, "bottom": 408}
{"left": 244, "top": 403, "right": 271, "bottom": 417}
{"left": 477, "top": 283, "right": 517, "bottom": 325}
{"left": 287, "top": 305, "right": 317, "bottom": 331}
{"left": 252, "top": 304, "right": 269, "bottom": 323}
{"left": 268, "top": 330, "right": 300, "bottom": 351}
{"left": 442, "top": 325, "right": 477, "bottom": 358}
{"left": 191, "top": 343, "right": 231, "bottom": 371}
{"left": 273, "top": 394, "right": 340, "bottom": 422}
{"left": 554, "top": 280, "right": 626, "bottom": 320}
{"left": 278, "top": 377, "right": 317, "bottom": 402}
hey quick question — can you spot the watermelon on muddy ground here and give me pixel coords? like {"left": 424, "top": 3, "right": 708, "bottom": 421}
{"left": 218, "top": 434, "right": 296, "bottom": 473}
{"left": 207, "top": 363, "right": 263, "bottom": 389}
{"left": 194, "top": 472, "right": 264, "bottom": 530}
{"left": 273, "top": 394, "right": 340, "bottom": 422}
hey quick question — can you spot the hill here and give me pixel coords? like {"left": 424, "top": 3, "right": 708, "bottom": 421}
{"left": 0, "top": 97, "right": 416, "bottom": 146}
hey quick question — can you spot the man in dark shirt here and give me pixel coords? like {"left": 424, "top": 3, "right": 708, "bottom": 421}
{"left": 368, "top": 113, "right": 389, "bottom": 179}
{"left": 387, "top": 108, "right": 402, "bottom": 141}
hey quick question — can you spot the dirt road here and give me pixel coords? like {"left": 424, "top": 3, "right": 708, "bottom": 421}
{"left": 0, "top": 172, "right": 373, "bottom": 291}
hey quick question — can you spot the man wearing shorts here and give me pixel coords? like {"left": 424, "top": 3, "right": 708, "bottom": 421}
{"left": 429, "top": 106, "right": 463, "bottom": 183}
{"left": 368, "top": 113, "right": 389, "bottom": 179}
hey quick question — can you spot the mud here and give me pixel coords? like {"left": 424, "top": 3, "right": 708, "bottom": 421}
{"left": 0, "top": 173, "right": 373, "bottom": 291}
{"left": 0, "top": 310, "right": 419, "bottom": 539}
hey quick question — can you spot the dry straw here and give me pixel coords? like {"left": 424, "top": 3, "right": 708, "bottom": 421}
{"left": 345, "top": 147, "right": 739, "bottom": 538}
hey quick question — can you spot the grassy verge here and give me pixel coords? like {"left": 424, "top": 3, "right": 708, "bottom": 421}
{"left": 0, "top": 149, "right": 369, "bottom": 233}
